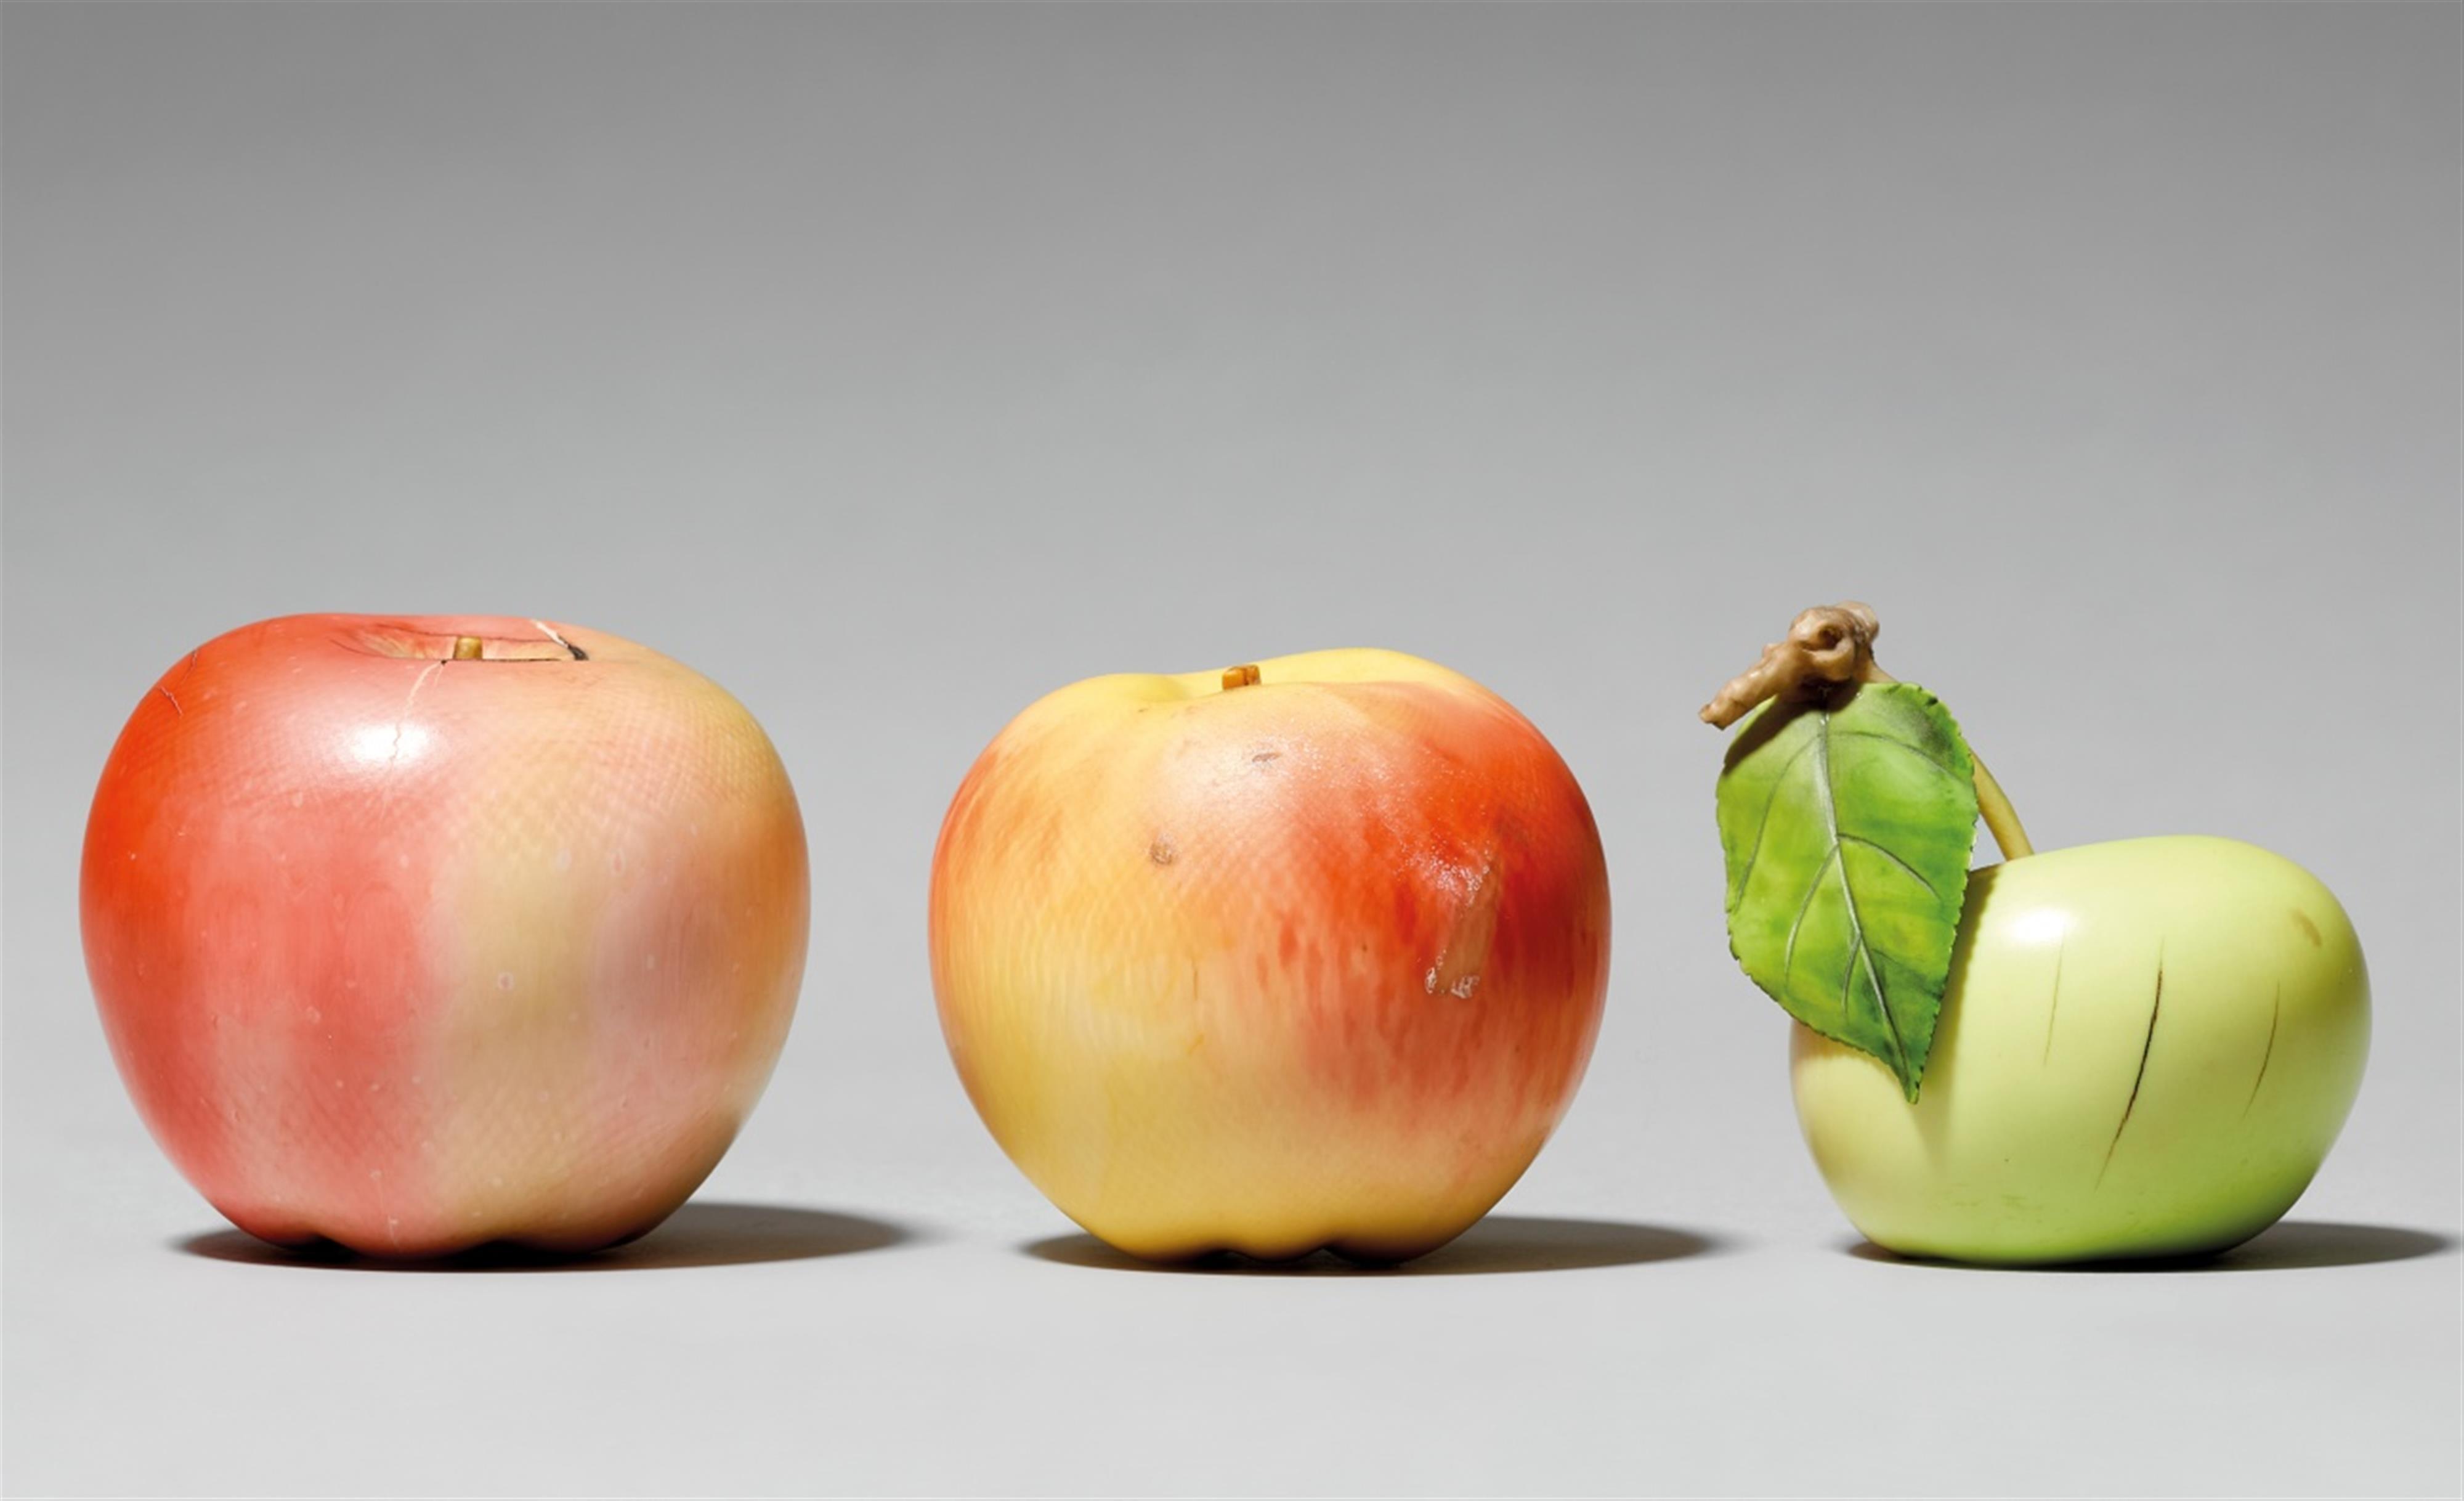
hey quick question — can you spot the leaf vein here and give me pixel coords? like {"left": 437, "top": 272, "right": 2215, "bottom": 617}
{"left": 1781, "top": 843, "right": 1838, "bottom": 989}
{"left": 1836, "top": 832, "right": 1943, "bottom": 900}
{"left": 1828, "top": 727, "right": 1963, "bottom": 781}
{"left": 1818, "top": 715, "right": 1909, "bottom": 1083}
{"left": 1716, "top": 684, "right": 1977, "bottom": 1099}
{"left": 1728, "top": 734, "right": 1820, "bottom": 913}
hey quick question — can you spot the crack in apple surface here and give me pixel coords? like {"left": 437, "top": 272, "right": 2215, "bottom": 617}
{"left": 2041, "top": 935, "right": 2066, "bottom": 1064}
{"left": 2099, "top": 951, "right": 2165, "bottom": 1186}
{"left": 529, "top": 619, "right": 588, "bottom": 661}
{"left": 2243, "top": 982, "right": 2281, "bottom": 1118}
{"left": 387, "top": 661, "right": 447, "bottom": 778}
{"left": 154, "top": 649, "right": 203, "bottom": 717}
{"left": 1424, "top": 851, "right": 1500, "bottom": 1000}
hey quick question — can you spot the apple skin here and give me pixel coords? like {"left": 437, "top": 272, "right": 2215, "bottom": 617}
{"left": 929, "top": 649, "right": 1610, "bottom": 1263}
{"left": 81, "top": 614, "right": 809, "bottom": 1257}
{"left": 1791, "top": 835, "right": 2368, "bottom": 1264}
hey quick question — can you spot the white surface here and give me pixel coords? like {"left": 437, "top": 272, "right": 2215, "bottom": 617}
{"left": 7, "top": 7, "right": 2458, "bottom": 1497}
{"left": 8, "top": 1097, "right": 2455, "bottom": 1498}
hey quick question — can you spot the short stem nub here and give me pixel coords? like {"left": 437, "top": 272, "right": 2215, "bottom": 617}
{"left": 1222, "top": 664, "right": 1262, "bottom": 691}
{"left": 452, "top": 636, "right": 485, "bottom": 661}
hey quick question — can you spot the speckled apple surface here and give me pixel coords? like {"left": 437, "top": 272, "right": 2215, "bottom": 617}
{"left": 81, "top": 614, "right": 810, "bottom": 1255}
{"left": 6, "top": 8, "right": 2457, "bottom": 1500}
{"left": 931, "top": 650, "right": 1610, "bottom": 1260}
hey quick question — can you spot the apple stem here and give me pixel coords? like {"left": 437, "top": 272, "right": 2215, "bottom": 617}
{"left": 1968, "top": 756, "right": 2035, "bottom": 861}
{"left": 1222, "top": 664, "right": 1262, "bottom": 691}
{"left": 1703, "top": 602, "right": 2036, "bottom": 861}
{"left": 452, "top": 636, "right": 485, "bottom": 661}
{"left": 1856, "top": 662, "right": 2035, "bottom": 861}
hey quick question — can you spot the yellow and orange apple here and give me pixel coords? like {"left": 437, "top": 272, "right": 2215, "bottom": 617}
{"left": 929, "top": 649, "right": 1611, "bottom": 1263}
{"left": 81, "top": 614, "right": 808, "bottom": 1256}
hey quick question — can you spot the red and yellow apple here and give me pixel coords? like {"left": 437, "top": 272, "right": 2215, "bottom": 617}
{"left": 928, "top": 649, "right": 1611, "bottom": 1263}
{"left": 81, "top": 614, "right": 808, "bottom": 1257}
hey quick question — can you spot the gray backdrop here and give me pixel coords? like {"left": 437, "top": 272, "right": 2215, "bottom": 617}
{"left": 6, "top": 5, "right": 2457, "bottom": 1497}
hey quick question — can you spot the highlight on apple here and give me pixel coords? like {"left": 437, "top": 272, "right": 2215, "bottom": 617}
{"left": 1703, "top": 602, "right": 2368, "bottom": 1265}
{"left": 930, "top": 649, "right": 1611, "bottom": 1264}
{"left": 81, "top": 615, "right": 809, "bottom": 1258}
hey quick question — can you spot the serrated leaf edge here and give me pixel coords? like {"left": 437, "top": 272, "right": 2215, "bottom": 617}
{"left": 1716, "top": 685, "right": 1978, "bottom": 1100}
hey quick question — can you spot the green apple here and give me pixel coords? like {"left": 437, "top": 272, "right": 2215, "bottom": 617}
{"left": 1790, "top": 834, "right": 2370, "bottom": 1264}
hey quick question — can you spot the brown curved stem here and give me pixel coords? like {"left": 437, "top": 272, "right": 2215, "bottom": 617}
{"left": 1703, "top": 601, "right": 2035, "bottom": 862}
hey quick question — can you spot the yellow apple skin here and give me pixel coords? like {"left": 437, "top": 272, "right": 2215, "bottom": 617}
{"left": 930, "top": 649, "right": 1611, "bottom": 1263}
{"left": 1792, "top": 835, "right": 2369, "bottom": 1264}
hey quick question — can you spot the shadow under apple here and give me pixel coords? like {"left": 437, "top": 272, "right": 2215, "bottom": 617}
{"left": 1024, "top": 1214, "right": 1721, "bottom": 1275}
{"left": 174, "top": 1202, "right": 913, "bottom": 1272}
{"left": 1844, "top": 1219, "right": 2453, "bottom": 1272}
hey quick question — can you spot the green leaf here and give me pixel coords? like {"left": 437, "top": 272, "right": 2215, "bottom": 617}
{"left": 1716, "top": 683, "right": 1978, "bottom": 1099}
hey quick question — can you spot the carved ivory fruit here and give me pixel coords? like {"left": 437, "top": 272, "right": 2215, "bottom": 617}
{"left": 81, "top": 614, "right": 809, "bottom": 1256}
{"left": 1791, "top": 835, "right": 2369, "bottom": 1264}
{"left": 1709, "top": 603, "right": 2373, "bottom": 1265}
{"left": 930, "top": 648, "right": 1611, "bottom": 1263}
